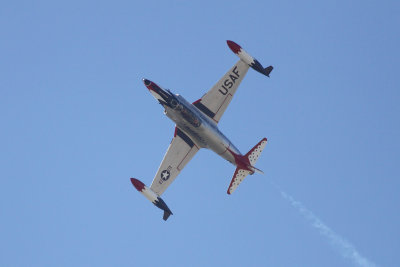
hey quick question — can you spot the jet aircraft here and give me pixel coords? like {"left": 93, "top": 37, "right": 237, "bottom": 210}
{"left": 131, "top": 40, "right": 273, "bottom": 220}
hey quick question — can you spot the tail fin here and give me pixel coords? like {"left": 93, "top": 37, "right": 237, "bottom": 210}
{"left": 227, "top": 138, "right": 267, "bottom": 194}
{"left": 163, "top": 210, "right": 172, "bottom": 221}
{"left": 264, "top": 66, "right": 273, "bottom": 77}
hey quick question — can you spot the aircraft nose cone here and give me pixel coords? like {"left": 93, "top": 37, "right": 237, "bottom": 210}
{"left": 143, "top": 78, "right": 152, "bottom": 86}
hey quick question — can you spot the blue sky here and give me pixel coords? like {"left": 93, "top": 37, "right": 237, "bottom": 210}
{"left": 1, "top": 1, "right": 399, "bottom": 266}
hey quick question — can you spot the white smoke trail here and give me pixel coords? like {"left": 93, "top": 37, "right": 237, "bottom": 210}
{"left": 278, "top": 189, "right": 377, "bottom": 267}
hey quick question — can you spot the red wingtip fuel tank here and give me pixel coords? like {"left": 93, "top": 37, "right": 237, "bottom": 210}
{"left": 226, "top": 40, "right": 273, "bottom": 77}
{"left": 130, "top": 178, "right": 173, "bottom": 221}
{"left": 227, "top": 40, "right": 242, "bottom": 54}
{"left": 130, "top": 178, "right": 145, "bottom": 192}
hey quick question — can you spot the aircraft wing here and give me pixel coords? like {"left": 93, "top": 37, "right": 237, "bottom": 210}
{"left": 193, "top": 59, "right": 250, "bottom": 123}
{"left": 150, "top": 127, "right": 199, "bottom": 196}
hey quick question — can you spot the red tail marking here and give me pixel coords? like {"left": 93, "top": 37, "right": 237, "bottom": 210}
{"left": 227, "top": 147, "right": 253, "bottom": 173}
{"left": 227, "top": 137, "right": 268, "bottom": 173}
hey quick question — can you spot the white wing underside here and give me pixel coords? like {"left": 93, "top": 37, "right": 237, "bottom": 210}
{"left": 150, "top": 128, "right": 199, "bottom": 196}
{"left": 193, "top": 60, "right": 249, "bottom": 123}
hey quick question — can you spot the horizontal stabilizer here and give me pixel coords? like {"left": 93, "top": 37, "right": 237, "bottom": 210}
{"left": 227, "top": 138, "right": 267, "bottom": 194}
{"left": 246, "top": 137, "right": 267, "bottom": 166}
{"left": 227, "top": 168, "right": 252, "bottom": 194}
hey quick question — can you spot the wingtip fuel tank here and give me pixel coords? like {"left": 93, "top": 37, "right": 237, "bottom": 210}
{"left": 226, "top": 40, "right": 273, "bottom": 77}
{"left": 130, "top": 178, "right": 173, "bottom": 221}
